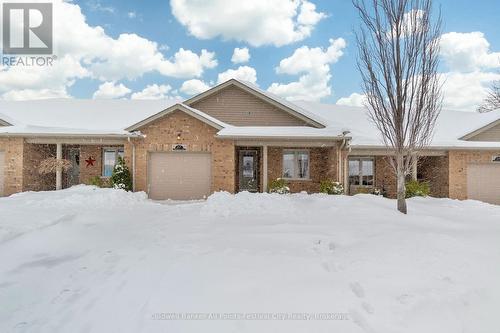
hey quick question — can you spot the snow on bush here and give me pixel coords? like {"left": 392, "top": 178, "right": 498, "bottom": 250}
{"left": 319, "top": 180, "right": 344, "bottom": 195}
{"left": 268, "top": 178, "right": 290, "bottom": 194}
{"left": 110, "top": 156, "right": 132, "bottom": 191}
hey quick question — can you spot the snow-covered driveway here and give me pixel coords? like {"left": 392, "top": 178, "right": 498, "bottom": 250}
{"left": 1, "top": 186, "right": 499, "bottom": 333}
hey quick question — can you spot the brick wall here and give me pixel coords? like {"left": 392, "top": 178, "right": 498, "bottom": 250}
{"left": 267, "top": 146, "right": 339, "bottom": 193}
{"left": 418, "top": 156, "right": 449, "bottom": 198}
{"left": 374, "top": 156, "right": 397, "bottom": 198}
{"left": 124, "top": 110, "right": 235, "bottom": 194}
{"left": 374, "top": 155, "right": 450, "bottom": 198}
{"left": 22, "top": 143, "right": 56, "bottom": 191}
{"left": 449, "top": 150, "right": 500, "bottom": 200}
{"left": 80, "top": 145, "right": 103, "bottom": 184}
{"left": 0, "top": 137, "right": 24, "bottom": 196}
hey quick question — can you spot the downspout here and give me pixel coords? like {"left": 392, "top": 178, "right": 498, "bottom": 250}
{"left": 128, "top": 137, "right": 136, "bottom": 191}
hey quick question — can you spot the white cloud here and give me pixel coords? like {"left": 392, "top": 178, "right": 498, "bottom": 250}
{"left": 131, "top": 84, "right": 173, "bottom": 100}
{"left": 438, "top": 32, "right": 500, "bottom": 110}
{"left": 92, "top": 81, "right": 131, "bottom": 99}
{"left": 180, "top": 79, "right": 210, "bottom": 95}
{"left": 127, "top": 11, "right": 137, "bottom": 19}
{"left": 440, "top": 32, "right": 500, "bottom": 72}
{"left": 268, "top": 38, "right": 346, "bottom": 101}
{"left": 217, "top": 66, "right": 257, "bottom": 84}
{"left": 336, "top": 93, "right": 367, "bottom": 107}
{"left": 0, "top": 0, "right": 217, "bottom": 100}
{"left": 231, "top": 47, "right": 250, "bottom": 64}
{"left": 171, "top": 0, "right": 326, "bottom": 47}
{"left": 442, "top": 71, "right": 500, "bottom": 111}
{"left": 1, "top": 88, "right": 70, "bottom": 101}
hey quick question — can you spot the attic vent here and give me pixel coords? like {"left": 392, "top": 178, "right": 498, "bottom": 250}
{"left": 492, "top": 155, "right": 500, "bottom": 162}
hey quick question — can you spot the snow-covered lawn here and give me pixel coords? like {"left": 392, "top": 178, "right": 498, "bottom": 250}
{"left": 1, "top": 186, "right": 499, "bottom": 333}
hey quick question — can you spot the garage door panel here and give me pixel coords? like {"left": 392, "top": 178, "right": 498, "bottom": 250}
{"left": 0, "top": 151, "right": 4, "bottom": 196}
{"left": 467, "top": 164, "right": 500, "bottom": 205}
{"left": 149, "top": 152, "right": 211, "bottom": 200}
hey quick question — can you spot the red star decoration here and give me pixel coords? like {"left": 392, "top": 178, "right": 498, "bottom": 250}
{"left": 85, "top": 156, "right": 96, "bottom": 167}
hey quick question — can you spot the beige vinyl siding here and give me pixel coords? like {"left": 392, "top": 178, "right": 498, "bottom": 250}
{"left": 467, "top": 123, "right": 500, "bottom": 142}
{"left": 190, "top": 85, "right": 309, "bottom": 127}
{"left": 148, "top": 152, "right": 212, "bottom": 200}
{"left": 467, "top": 163, "right": 500, "bottom": 205}
{"left": 0, "top": 151, "right": 4, "bottom": 196}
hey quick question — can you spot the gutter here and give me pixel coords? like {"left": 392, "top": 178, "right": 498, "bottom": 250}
{"left": 216, "top": 134, "right": 352, "bottom": 141}
{"left": 351, "top": 144, "right": 500, "bottom": 151}
{"left": 0, "top": 132, "right": 140, "bottom": 138}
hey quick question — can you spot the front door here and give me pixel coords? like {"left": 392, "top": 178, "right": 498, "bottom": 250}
{"left": 239, "top": 150, "right": 259, "bottom": 192}
{"left": 67, "top": 148, "right": 80, "bottom": 188}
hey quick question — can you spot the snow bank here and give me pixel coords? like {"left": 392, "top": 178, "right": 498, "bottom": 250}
{"left": 0, "top": 186, "right": 150, "bottom": 243}
{"left": 0, "top": 187, "right": 499, "bottom": 333}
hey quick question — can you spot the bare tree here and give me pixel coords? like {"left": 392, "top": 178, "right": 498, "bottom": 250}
{"left": 478, "top": 81, "right": 500, "bottom": 113}
{"left": 353, "top": 0, "right": 443, "bottom": 214}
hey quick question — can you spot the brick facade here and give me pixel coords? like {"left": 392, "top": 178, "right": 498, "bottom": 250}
{"left": 448, "top": 150, "right": 500, "bottom": 200}
{"left": 267, "top": 146, "right": 339, "bottom": 193}
{"left": 0, "top": 137, "right": 24, "bottom": 196}
{"left": 124, "top": 110, "right": 235, "bottom": 194}
{"left": 374, "top": 156, "right": 397, "bottom": 197}
{"left": 418, "top": 156, "right": 449, "bottom": 198}
{"left": 22, "top": 143, "right": 56, "bottom": 191}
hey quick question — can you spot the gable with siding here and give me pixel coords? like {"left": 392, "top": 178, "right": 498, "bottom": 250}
{"left": 189, "top": 84, "right": 311, "bottom": 127}
{"left": 466, "top": 121, "right": 500, "bottom": 142}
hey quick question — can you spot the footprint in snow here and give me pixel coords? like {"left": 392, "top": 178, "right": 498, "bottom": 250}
{"left": 349, "top": 309, "right": 376, "bottom": 333}
{"left": 350, "top": 282, "right": 365, "bottom": 298}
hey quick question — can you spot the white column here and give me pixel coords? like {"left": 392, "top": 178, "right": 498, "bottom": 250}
{"left": 262, "top": 145, "right": 268, "bottom": 192}
{"left": 56, "top": 143, "right": 62, "bottom": 190}
{"left": 412, "top": 157, "right": 418, "bottom": 180}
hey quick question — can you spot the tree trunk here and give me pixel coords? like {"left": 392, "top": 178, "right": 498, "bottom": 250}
{"left": 396, "top": 156, "right": 408, "bottom": 214}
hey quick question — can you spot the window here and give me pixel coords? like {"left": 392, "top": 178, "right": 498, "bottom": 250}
{"left": 282, "top": 150, "right": 309, "bottom": 179}
{"left": 349, "top": 158, "right": 374, "bottom": 186}
{"left": 102, "top": 148, "right": 124, "bottom": 177}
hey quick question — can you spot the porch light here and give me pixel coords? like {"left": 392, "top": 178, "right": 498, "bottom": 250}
{"left": 177, "top": 132, "right": 182, "bottom": 140}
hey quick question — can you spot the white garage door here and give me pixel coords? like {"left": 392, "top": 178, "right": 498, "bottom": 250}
{"left": 467, "top": 164, "right": 500, "bottom": 205}
{"left": 148, "top": 152, "right": 212, "bottom": 200}
{"left": 0, "top": 151, "right": 4, "bottom": 196}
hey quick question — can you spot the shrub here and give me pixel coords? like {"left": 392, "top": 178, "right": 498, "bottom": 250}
{"left": 110, "top": 156, "right": 133, "bottom": 191}
{"left": 319, "top": 180, "right": 344, "bottom": 195}
{"left": 405, "top": 180, "right": 430, "bottom": 198}
{"left": 89, "top": 176, "right": 110, "bottom": 188}
{"left": 268, "top": 178, "right": 290, "bottom": 194}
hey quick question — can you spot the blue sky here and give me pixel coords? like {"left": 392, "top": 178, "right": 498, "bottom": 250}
{"left": 1, "top": 0, "right": 499, "bottom": 110}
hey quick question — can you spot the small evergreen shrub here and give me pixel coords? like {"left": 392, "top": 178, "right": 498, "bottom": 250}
{"left": 268, "top": 178, "right": 290, "bottom": 194}
{"left": 405, "top": 180, "right": 430, "bottom": 198}
{"left": 319, "top": 180, "right": 344, "bottom": 195}
{"left": 89, "top": 176, "right": 110, "bottom": 188}
{"left": 110, "top": 156, "right": 133, "bottom": 191}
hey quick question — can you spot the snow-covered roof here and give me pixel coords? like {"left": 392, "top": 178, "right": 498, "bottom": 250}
{"left": 295, "top": 101, "right": 500, "bottom": 149}
{"left": 0, "top": 85, "right": 498, "bottom": 149}
{"left": 0, "top": 99, "right": 177, "bottom": 136}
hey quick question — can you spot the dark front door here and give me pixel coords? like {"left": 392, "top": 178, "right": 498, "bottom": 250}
{"left": 239, "top": 150, "right": 259, "bottom": 192}
{"left": 67, "top": 148, "right": 80, "bottom": 188}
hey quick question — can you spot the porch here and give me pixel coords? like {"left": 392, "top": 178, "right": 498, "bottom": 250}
{"left": 347, "top": 149, "right": 449, "bottom": 197}
{"left": 22, "top": 137, "right": 125, "bottom": 192}
{"left": 234, "top": 140, "right": 346, "bottom": 193}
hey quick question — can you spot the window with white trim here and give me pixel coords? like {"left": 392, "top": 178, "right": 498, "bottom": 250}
{"left": 282, "top": 150, "right": 310, "bottom": 179}
{"left": 349, "top": 157, "right": 374, "bottom": 186}
{"left": 102, "top": 148, "right": 124, "bottom": 177}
